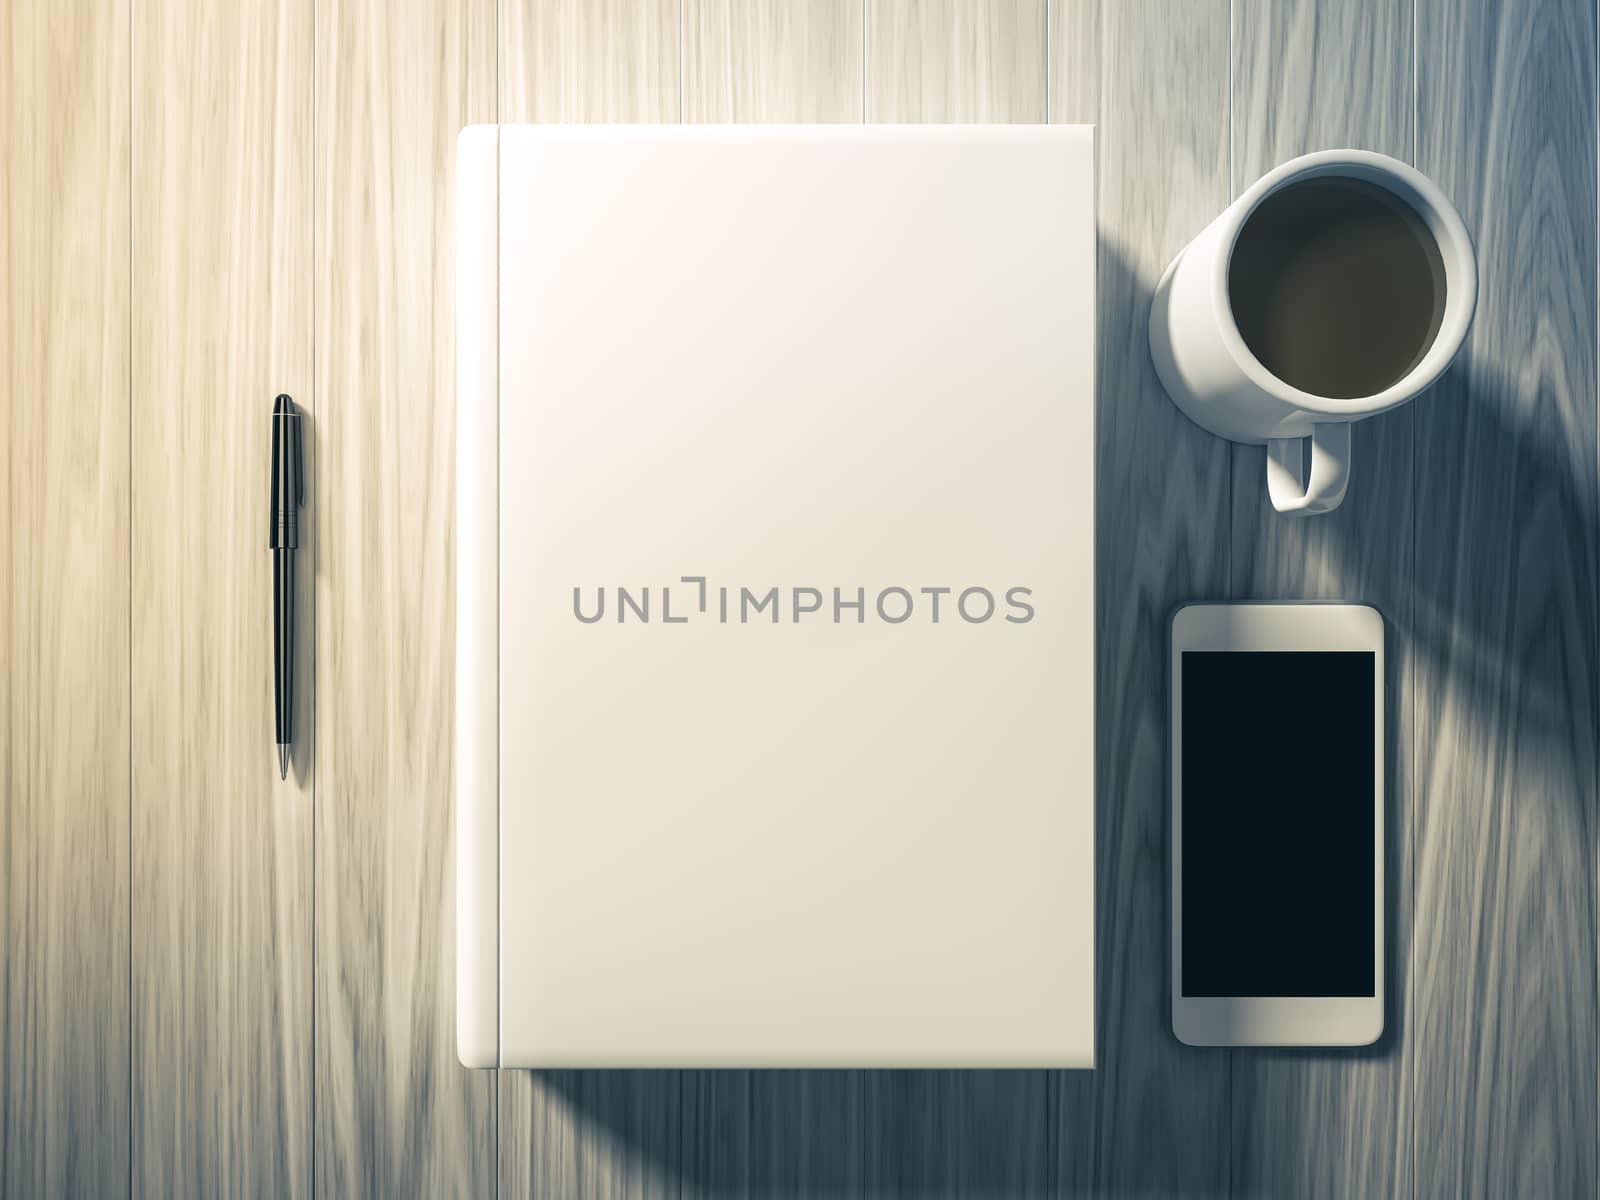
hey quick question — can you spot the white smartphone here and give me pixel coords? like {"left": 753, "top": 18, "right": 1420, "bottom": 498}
{"left": 1170, "top": 602, "right": 1384, "bottom": 1047}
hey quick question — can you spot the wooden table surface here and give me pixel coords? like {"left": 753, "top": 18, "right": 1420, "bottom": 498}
{"left": 3, "top": 1, "right": 1594, "bottom": 1196}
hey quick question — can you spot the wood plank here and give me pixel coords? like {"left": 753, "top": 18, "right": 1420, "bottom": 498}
{"left": 501, "top": 0, "right": 679, "bottom": 123}
{"left": 1226, "top": 2, "right": 1415, "bottom": 1195}
{"left": 1045, "top": 0, "right": 1097, "bottom": 127}
{"left": 860, "top": 5, "right": 1048, "bottom": 1194}
{"left": 680, "top": 1069, "right": 747, "bottom": 1196}
{"left": 866, "top": 0, "right": 1045, "bottom": 122}
{"left": 677, "top": 6, "right": 869, "bottom": 1194}
{"left": 313, "top": 0, "right": 497, "bottom": 1193}
{"left": 497, "top": 4, "right": 683, "bottom": 1197}
{"left": 866, "top": 1071, "right": 1049, "bottom": 1196}
{"left": 501, "top": 1072, "right": 681, "bottom": 1200}
{"left": 745, "top": 1071, "right": 861, "bottom": 1198}
{"left": 0, "top": 1, "right": 131, "bottom": 1195}
{"left": 1042, "top": 8, "right": 1105, "bottom": 1190}
{"left": 129, "top": 0, "right": 313, "bottom": 1193}
{"left": 683, "top": 0, "right": 862, "bottom": 122}
{"left": 1412, "top": 0, "right": 1598, "bottom": 1194}
{"left": 1046, "top": 2, "right": 1234, "bottom": 1193}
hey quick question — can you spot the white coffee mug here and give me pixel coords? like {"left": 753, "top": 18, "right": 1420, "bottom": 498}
{"left": 1149, "top": 150, "right": 1476, "bottom": 515}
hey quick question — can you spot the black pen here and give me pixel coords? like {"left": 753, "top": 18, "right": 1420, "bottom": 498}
{"left": 271, "top": 394, "right": 303, "bottom": 780}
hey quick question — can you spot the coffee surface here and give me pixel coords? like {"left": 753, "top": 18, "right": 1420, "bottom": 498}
{"left": 1227, "top": 177, "right": 1446, "bottom": 399}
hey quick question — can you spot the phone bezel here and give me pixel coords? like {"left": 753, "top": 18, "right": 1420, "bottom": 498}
{"left": 1170, "top": 602, "right": 1385, "bottom": 1047}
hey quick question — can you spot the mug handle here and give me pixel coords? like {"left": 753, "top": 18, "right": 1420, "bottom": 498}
{"left": 1266, "top": 423, "right": 1350, "bottom": 516}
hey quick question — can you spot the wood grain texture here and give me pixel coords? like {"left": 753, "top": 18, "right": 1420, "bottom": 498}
{"left": 502, "top": 1072, "right": 681, "bottom": 1200}
{"left": 1412, "top": 0, "right": 1599, "bottom": 1194}
{"left": 1043, "top": 8, "right": 1105, "bottom": 1194}
{"left": 4, "top": 3, "right": 1599, "bottom": 1196}
{"left": 500, "top": 0, "right": 679, "bottom": 123}
{"left": 1226, "top": 2, "right": 1415, "bottom": 1195}
{"left": 683, "top": 0, "right": 863, "bottom": 123}
{"left": 866, "top": 1071, "right": 1049, "bottom": 1197}
{"left": 1, "top": 1, "right": 131, "bottom": 1196}
{"left": 497, "top": 3, "right": 684, "bottom": 1196}
{"left": 744, "top": 1071, "right": 862, "bottom": 1198}
{"left": 866, "top": 0, "right": 1045, "bottom": 122}
{"left": 862, "top": 7, "right": 1050, "bottom": 1194}
{"left": 1047, "top": 1, "right": 1234, "bottom": 1194}
{"left": 313, "top": 0, "right": 496, "bottom": 1193}
{"left": 684, "top": 4, "right": 870, "bottom": 1196}
{"left": 129, "top": 0, "right": 313, "bottom": 1193}
{"left": 1045, "top": 0, "right": 1098, "bottom": 130}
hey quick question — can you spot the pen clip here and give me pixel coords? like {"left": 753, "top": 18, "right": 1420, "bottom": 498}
{"left": 271, "top": 394, "right": 304, "bottom": 549}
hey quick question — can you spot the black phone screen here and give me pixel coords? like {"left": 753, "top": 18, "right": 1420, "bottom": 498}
{"left": 1180, "top": 650, "right": 1376, "bottom": 997}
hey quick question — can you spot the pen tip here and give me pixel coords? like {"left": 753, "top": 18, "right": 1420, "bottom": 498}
{"left": 274, "top": 393, "right": 294, "bottom": 414}
{"left": 279, "top": 745, "right": 289, "bottom": 780}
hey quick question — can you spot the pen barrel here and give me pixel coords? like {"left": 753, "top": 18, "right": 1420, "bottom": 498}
{"left": 270, "top": 409, "right": 302, "bottom": 549}
{"left": 270, "top": 504, "right": 299, "bottom": 548}
{"left": 274, "top": 550, "right": 294, "bottom": 745}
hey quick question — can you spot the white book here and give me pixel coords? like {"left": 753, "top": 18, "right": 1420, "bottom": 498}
{"left": 457, "top": 124, "right": 1097, "bottom": 1068}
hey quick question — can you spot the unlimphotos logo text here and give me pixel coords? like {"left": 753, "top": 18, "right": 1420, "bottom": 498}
{"left": 573, "top": 577, "right": 1035, "bottom": 625}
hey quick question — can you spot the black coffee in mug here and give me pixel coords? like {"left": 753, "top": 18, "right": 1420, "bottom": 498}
{"left": 1227, "top": 177, "right": 1447, "bottom": 399}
